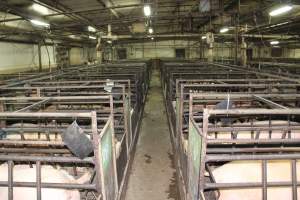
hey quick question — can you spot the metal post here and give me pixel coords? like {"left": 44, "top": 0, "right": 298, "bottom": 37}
{"left": 241, "top": 37, "right": 247, "bottom": 66}
{"left": 8, "top": 161, "right": 13, "bottom": 200}
{"left": 36, "top": 161, "right": 41, "bottom": 200}
{"left": 234, "top": 0, "right": 240, "bottom": 65}
{"left": 96, "top": 37, "right": 102, "bottom": 64}
{"left": 91, "top": 111, "right": 104, "bottom": 198}
{"left": 207, "top": 32, "right": 214, "bottom": 62}
{"left": 38, "top": 42, "right": 42, "bottom": 72}
{"left": 262, "top": 160, "right": 267, "bottom": 200}
{"left": 0, "top": 102, "right": 6, "bottom": 128}
{"left": 199, "top": 37, "right": 203, "bottom": 60}
{"left": 292, "top": 160, "right": 297, "bottom": 200}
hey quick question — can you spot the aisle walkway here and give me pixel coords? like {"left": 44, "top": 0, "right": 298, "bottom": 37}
{"left": 125, "top": 70, "right": 178, "bottom": 200}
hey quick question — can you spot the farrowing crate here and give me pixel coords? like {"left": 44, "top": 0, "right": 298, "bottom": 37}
{"left": 0, "top": 107, "right": 118, "bottom": 200}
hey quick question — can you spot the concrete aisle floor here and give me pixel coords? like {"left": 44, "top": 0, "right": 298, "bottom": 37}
{"left": 125, "top": 69, "right": 179, "bottom": 200}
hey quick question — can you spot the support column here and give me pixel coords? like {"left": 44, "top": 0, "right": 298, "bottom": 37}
{"left": 240, "top": 37, "right": 247, "bottom": 66}
{"left": 96, "top": 37, "right": 102, "bottom": 64}
{"left": 200, "top": 37, "right": 203, "bottom": 60}
{"left": 108, "top": 24, "right": 113, "bottom": 62}
{"left": 38, "top": 42, "right": 42, "bottom": 72}
{"left": 234, "top": 21, "right": 239, "bottom": 64}
{"left": 234, "top": 0, "right": 240, "bottom": 65}
{"left": 109, "top": 46, "right": 114, "bottom": 61}
{"left": 207, "top": 32, "right": 214, "bottom": 62}
{"left": 0, "top": 102, "right": 6, "bottom": 129}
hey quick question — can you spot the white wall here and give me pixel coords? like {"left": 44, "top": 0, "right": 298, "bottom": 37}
{"left": 112, "top": 40, "right": 201, "bottom": 60}
{"left": 283, "top": 48, "right": 300, "bottom": 58}
{"left": 248, "top": 46, "right": 300, "bottom": 59}
{"left": 70, "top": 47, "right": 96, "bottom": 65}
{"left": 70, "top": 48, "right": 83, "bottom": 65}
{"left": 1, "top": 39, "right": 299, "bottom": 74}
{"left": 110, "top": 40, "right": 237, "bottom": 61}
{"left": 203, "top": 43, "right": 233, "bottom": 60}
{"left": 0, "top": 42, "right": 94, "bottom": 74}
{"left": 104, "top": 39, "right": 300, "bottom": 62}
{"left": 84, "top": 47, "right": 97, "bottom": 61}
{"left": 0, "top": 42, "right": 56, "bottom": 73}
{"left": 41, "top": 45, "right": 56, "bottom": 70}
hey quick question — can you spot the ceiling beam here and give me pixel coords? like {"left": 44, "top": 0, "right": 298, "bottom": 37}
{"left": 35, "top": 0, "right": 100, "bottom": 30}
{"left": 100, "top": 32, "right": 299, "bottom": 41}
{"left": 0, "top": 3, "right": 144, "bottom": 23}
{"left": 96, "top": 0, "right": 120, "bottom": 18}
{"left": 90, "top": 12, "right": 220, "bottom": 27}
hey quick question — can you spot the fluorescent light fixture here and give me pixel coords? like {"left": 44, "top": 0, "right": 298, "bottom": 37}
{"left": 88, "top": 26, "right": 96, "bottom": 32}
{"left": 220, "top": 27, "right": 229, "bottom": 33}
{"left": 107, "top": 40, "right": 112, "bottom": 43}
{"left": 31, "top": 3, "right": 50, "bottom": 15}
{"left": 89, "top": 35, "right": 97, "bottom": 40}
{"left": 270, "top": 41, "right": 279, "bottom": 45}
{"left": 144, "top": 5, "right": 151, "bottom": 17}
{"left": 30, "top": 19, "right": 50, "bottom": 27}
{"left": 69, "top": 35, "right": 76, "bottom": 39}
{"left": 201, "top": 36, "right": 207, "bottom": 40}
{"left": 148, "top": 27, "right": 153, "bottom": 34}
{"left": 270, "top": 21, "right": 289, "bottom": 28}
{"left": 269, "top": 5, "right": 292, "bottom": 16}
{"left": 69, "top": 35, "right": 81, "bottom": 40}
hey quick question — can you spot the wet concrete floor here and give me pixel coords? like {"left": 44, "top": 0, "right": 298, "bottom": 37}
{"left": 125, "top": 69, "right": 179, "bottom": 200}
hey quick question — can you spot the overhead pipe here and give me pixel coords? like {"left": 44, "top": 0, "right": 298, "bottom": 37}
{"left": 0, "top": 2, "right": 199, "bottom": 23}
{"left": 98, "top": 0, "right": 120, "bottom": 18}
{"left": 101, "top": 33, "right": 299, "bottom": 40}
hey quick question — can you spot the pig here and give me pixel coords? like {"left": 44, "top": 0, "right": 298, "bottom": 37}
{"left": 185, "top": 120, "right": 298, "bottom": 151}
{"left": 204, "top": 120, "right": 300, "bottom": 200}
{"left": 211, "top": 160, "right": 300, "bottom": 200}
{"left": 5, "top": 124, "right": 122, "bottom": 159}
{"left": 0, "top": 164, "right": 91, "bottom": 200}
{"left": 5, "top": 123, "right": 62, "bottom": 141}
{"left": 208, "top": 120, "right": 299, "bottom": 139}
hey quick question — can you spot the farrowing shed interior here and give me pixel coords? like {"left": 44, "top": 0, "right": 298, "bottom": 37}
{"left": 0, "top": 0, "right": 299, "bottom": 200}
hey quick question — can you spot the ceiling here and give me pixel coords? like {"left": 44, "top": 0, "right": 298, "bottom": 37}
{"left": 0, "top": 0, "right": 300, "bottom": 46}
